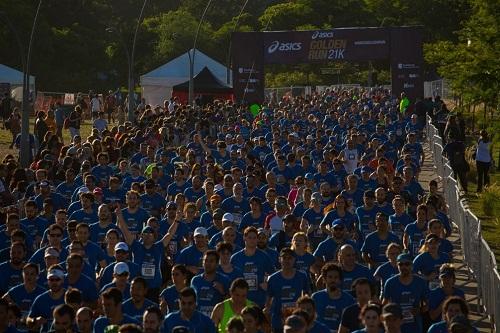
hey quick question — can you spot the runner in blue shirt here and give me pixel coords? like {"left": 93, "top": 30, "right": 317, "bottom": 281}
{"left": 99, "top": 242, "right": 141, "bottom": 286}
{"left": 3, "top": 263, "right": 45, "bottom": 328}
{"left": 27, "top": 265, "right": 66, "bottom": 332}
{"left": 177, "top": 227, "right": 210, "bottom": 276}
{"left": 230, "top": 227, "right": 274, "bottom": 307}
{"left": 403, "top": 204, "right": 428, "bottom": 257}
{"left": 383, "top": 253, "right": 429, "bottom": 333}
{"left": 312, "top": 263, "right": 356, "bottom": 332}
{"left": 355, "top": 190, "right": 379, "bottom": 238}
{"left": 191, "top": 250, "right": 230, "bottom": 318}
{"left": 162, "top": 287, "right": 216, "bottom": 333}
{"left": 140, "top": 179, "right": 166, "bottom": 218}
{"left": 122, "top": 277, "right": 158, "bottom": 323}
{"left": 428, "top": 265, "right": 465, "bottom": 324}
{"left": 91, "top": 153, "right": 114, "bottom": 187}
{"left": 338, "top": 244, "right": 374, "bottom": 292}
{"left": 412, "top": 234, "right": 451, "bottom": 290}
{"left": 388, "top": 196, "right": 412, "bottom": 240}
{"left": 427, "top": 297, "right": 480, "bottom": 333}
{"left": 121, "top": 190, "right": 150, "bottom": 236}
{"left": 0, "top": 242, "right": 26, "bottom": 295}
{"left": 361, "top": 212, "right": 401, "bottom": 269}
{"left": 265, "top": 247, "right": 310, "bottom": 330}
{"left": 117, "top": 206, "right": 179, "bottom": 300}
{"left": 160, "top": 264, "right": 189, "bottom": 314}
{"left": 93, "top": 287, "right": 139, "bottom": 333}
{"left": 239, "top": 197, "right": 265, "bottom": 232}
{"left": 374, "top": 242, "right": 401, "bottom": 297}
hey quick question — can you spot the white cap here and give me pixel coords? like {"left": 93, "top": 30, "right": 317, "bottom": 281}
{"left": 306, "top": 135, "right": 314, "bottom": 140}
{"left": 114, "top": 242, "right": 129, "bottom": 252}
{"left": 44, "top": 247, "right": 60, "bottom": 258}
{"left": 194, "top": 227, "right": 208, "bottom": 237}
{"left": 47, "top": 267, "right": 65, "bottom": 280}
{"left": 222, "top": 213, "right": 235, "bottom": 223}
{"left": 113, "top": 262, "right": 129, "bottom": 275}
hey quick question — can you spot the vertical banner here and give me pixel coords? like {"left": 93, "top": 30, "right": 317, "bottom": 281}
{"left": 390, "top": 27, "right": 424, "bottom": 103}
{"left": 231, "top": 32, "right": 265, "bottom": 104}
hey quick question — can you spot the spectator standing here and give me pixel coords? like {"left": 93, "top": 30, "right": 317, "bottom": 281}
{"left": 474, "top": 129, "right": 493, "bottom": 192}
{"left": 54, "top": 102, "right": 65, "bottom": 143}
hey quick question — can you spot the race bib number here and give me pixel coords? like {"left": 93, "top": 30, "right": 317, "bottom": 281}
{"left": 233, "top": 213, "right": 242, "bottom": 225}
{"left": 168, "top": 241, "right": 178, "bottom": 255}
{"left": 141, "top": 262, "right": 156, "bottom": 278}
{"left": 412, "top": 241, "right": 421, "bottom": 255}
{"left": 244, "top": 273, "right": 258, "bottom": 291}
{"left": 402, "top": 305, "right": 415, "bottom": 324}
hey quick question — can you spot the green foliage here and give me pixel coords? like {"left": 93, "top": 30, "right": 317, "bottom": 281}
{"left": 258, "top": 3, "right": 313, "bottom": 30}
{"left": 479, "top": 183, "right": 500, "bottom": 216}
{"left": 424, "top": 0, "right": 499, "bottom": 108}
{"left": 0, "top": 0, "right": 489, "bottom": 93}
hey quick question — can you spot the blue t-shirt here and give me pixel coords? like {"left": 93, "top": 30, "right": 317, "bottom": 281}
{"left": 6, "top": 283, "right": 45, "bottom": 318}
{"left": 312, "top": 289, "right": 356, "bottom": 332}
{"left": 428, "top": 320, "right": 479, "bottom": 333}
{"left": 341, "top": 263, "right": 374, "bottom": 292}
{"left": 163, "top": 311, "right": 216, "bottom": 333}
{"left": 389, "top": 212, "right": 412, "bottom": 240}
{"left": 191, "top": 272, "right": 230, "bottom": 317}
{"left": 267, "top": 270, "right": 310, "bottom": 328}
{"left": 373, "top": 261, "right": 398, "bottom": 295}
{"left": 121, "top": 207, "right": 150, "bottom": 235}
{"left": 160, "top": 285, "right": 181, "bottom": 313}
{"left": 68, "top": 208, "right": 99, "bottom": 225}
{"left": 217, "top": 265, "right": 244, "bottom": 283}
{"left": 313, "top": 238, "right": 357, "bottom": 263}
{"left": 176, "top": 245, "right": 205, "bottom": 273}
{"left": 413, "top": 252, "right": 450, "bottom": 288}
{"left": 302, "top": 207, "right": 326, "bottom": 247}
{"left": 131, "top": 240, "right": 164, "bottom": 289}
{"left": 383, "top": 274, "right": 429, "bottom": 333}
{"left": 89, "top": 222, "right": 119, "bottom": 249}
{"left": 239, "top": 212, "right": 265, "bottom": 232}
{"left": 99, "top": 260, "right": 141, "bottom": 287}
{"left": 122, "top": 297, "right": 158, "bottom": 323}
{"left": 64, "top": 273, "right": 99, "bottom": 302}
{"left": 93, "top": 314, "right": 139, "bottom": 333}
{"left": 361, "top": 231, "right": 401, "bottom": 265}
{"left": 355, "top": 206, "right": 379, "bottom": 237}
{"left": 0, "top": 262, "right": 23, "bottom": 295}
{"left": 140, "top": 192, "right": 166, "bottom": 218}
{"left": 220, "top": 197, "right": 250, "bottom": 226}
{"left": 428, "top": 287, "right": 465, "bottom": 322}
{"left": 230, "top": 249, "right": 274, "bottom": 307}
{"left": 404, "top": 222, "right": 427, "bottom": 256}
{"left": 29, "top": 290, "right": 65, "bottom": 331}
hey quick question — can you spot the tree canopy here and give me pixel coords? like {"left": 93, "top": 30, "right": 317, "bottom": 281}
{"left": 0, "top": 0, "right": 496, "bottom": 106}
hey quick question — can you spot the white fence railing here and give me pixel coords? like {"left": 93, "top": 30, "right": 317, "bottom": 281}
{"left": 426, "top": 115, "right": 500, "bottom": 332}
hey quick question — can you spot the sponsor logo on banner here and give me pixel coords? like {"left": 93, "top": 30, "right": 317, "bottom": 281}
{"left": 267, "top": 41, "right": 303, "bottom": 54}
{"left": 311, "top": 31, "right": 334, "bottom": 40}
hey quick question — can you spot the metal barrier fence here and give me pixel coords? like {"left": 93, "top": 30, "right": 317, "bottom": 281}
{"left": 426, "top": 115, "right": 500, "bottom": 332}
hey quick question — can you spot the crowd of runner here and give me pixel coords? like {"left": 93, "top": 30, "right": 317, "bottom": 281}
{"left": 0, "top": 88, "right": 480, "bottom": 333}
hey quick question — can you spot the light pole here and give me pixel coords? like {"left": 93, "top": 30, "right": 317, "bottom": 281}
{"left": 226, "top": 0, "right": 249, "bottom": 85}
{"left": 189, "top": 0, "right": 214, "bottom": 106}
{"left": 128, "top": 0, "right": 148, "bottom": 122}
{"left": 18, "top": 0, "right": 42, "bottom": 168}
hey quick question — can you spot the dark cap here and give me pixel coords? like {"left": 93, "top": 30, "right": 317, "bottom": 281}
{"left": 382, "top": 303, "right": 403, "bottom": 318}
{"left": 396, "top": 253, "right": 413, "bottom": 263}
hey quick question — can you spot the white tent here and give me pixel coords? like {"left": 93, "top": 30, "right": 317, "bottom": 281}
{"left": 0, "top": 64, "right": 36, "bottom": 102}
{"left": 140, "top": 49, "right": 231, "bottom": 105}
